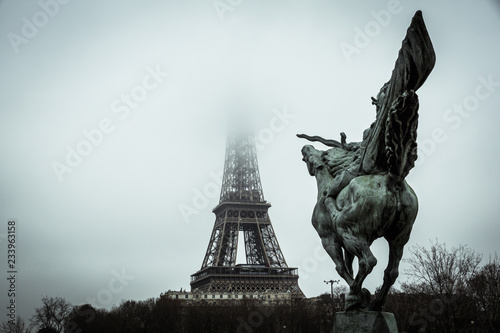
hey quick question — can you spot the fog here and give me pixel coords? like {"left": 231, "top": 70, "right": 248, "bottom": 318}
{"left": 1, "top": 0, "right": 499, "bottom": 320}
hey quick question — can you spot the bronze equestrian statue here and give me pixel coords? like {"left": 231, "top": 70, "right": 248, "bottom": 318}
{"left": 298, "top": 11, "right": 436, "bottom": 311}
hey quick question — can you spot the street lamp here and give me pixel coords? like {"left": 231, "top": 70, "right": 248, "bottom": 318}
{"left": 324, "top": 279, "right": 340, "bottom": 314}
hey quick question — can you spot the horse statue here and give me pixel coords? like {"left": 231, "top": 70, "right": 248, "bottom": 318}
{"left": 298, "top": 11, "right": 436, "bottom": 311}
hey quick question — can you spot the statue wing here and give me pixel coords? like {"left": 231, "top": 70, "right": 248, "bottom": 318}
{"left": 359, "top": 10, "right": 436, "bottom": 179}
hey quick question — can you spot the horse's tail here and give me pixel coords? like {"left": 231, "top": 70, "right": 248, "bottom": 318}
{"left": 384, "top": 90, "right": 419, "bottom": 189}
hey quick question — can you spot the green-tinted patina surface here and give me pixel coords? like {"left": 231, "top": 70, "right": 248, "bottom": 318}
{"left": 298, "top": 10, "right": 435, "bottom": 316}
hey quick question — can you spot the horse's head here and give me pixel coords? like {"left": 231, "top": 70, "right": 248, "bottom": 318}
{"left": 301, "top": 145, "right": 325, "bottom": 176}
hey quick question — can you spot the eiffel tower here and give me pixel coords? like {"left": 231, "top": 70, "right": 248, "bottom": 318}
{"left": 190, "top": 128, "right": 303, "bottom": 298}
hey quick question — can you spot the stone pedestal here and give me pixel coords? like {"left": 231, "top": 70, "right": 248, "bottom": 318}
{"left": 332, "top": 311, "right": 398, "bottom": 333}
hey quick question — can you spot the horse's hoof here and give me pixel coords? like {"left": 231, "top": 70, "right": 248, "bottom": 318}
{"left": 345, "top": 288, "right": 371, "bottom": 311}
{"left": 345, "top": 298, "right": 360, "bottom": 311}
{"left": 360, "top": 288, "right": 371, "bottom": 308}
{"left": 345, "top": 293, "right": 359, "bottom": 311}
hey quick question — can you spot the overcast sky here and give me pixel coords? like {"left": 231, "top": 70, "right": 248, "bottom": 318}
{"left": 1, "top": 0, "right": 500, "bottom": 321}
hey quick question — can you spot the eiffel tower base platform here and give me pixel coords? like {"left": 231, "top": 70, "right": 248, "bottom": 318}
{"left": 191, "top": 265, "right": 304, "bottom": 298}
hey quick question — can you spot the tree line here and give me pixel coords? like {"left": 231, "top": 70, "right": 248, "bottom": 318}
{"left": 386, "top": 240, "right": 499, "bottom": 332}
{"left": 1, "top": 240, "right": 498, "bottom": 333}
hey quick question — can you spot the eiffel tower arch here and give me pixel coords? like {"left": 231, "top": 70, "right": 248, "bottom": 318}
{"left": 190, "top": 128, "right": 304, "bottom": 298}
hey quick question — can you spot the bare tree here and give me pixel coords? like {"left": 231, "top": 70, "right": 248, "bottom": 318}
{"left": 468, "top": 253, "right": 500, "bottom": 329}
{"left": 30, "top": 297, "right": 72, "bottom": 333}
{"left": 402, "top": 239, "right": 482, "bottom": 295}
{"left": 401, "top": 239, "right": 482, "bottom": 331}
{"left": 0, "top": 316, "right": 31, "bottom": 333}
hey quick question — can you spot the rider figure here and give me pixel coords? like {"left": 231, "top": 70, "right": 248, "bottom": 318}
{"left": 326, "top": 126, "right": 373, "bottom": 200}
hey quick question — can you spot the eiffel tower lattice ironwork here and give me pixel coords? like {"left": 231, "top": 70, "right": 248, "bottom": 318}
{"left": 190, "top": 129, "right": 304, "bottom": 297}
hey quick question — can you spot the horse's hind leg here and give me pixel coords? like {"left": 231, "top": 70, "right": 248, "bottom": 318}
{"left": 343, "top": 240, "right": 377, "bottom": 310}
{"left": 368, "top": 239, "right": 405, "bottom": 311}
{"left": 369, "top": 186, "right": 417, "bottom": 311}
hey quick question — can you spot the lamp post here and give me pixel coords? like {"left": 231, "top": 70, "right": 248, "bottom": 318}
{"left": 324, "top": 279, "right": 340, "bottom": 314}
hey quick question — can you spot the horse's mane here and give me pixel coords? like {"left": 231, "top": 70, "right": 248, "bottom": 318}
{"left": 322, "top": 148, "right": 358, "bottom": 179}
{"left": 385, "top": 91, "right": 419, "bottom": 184}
